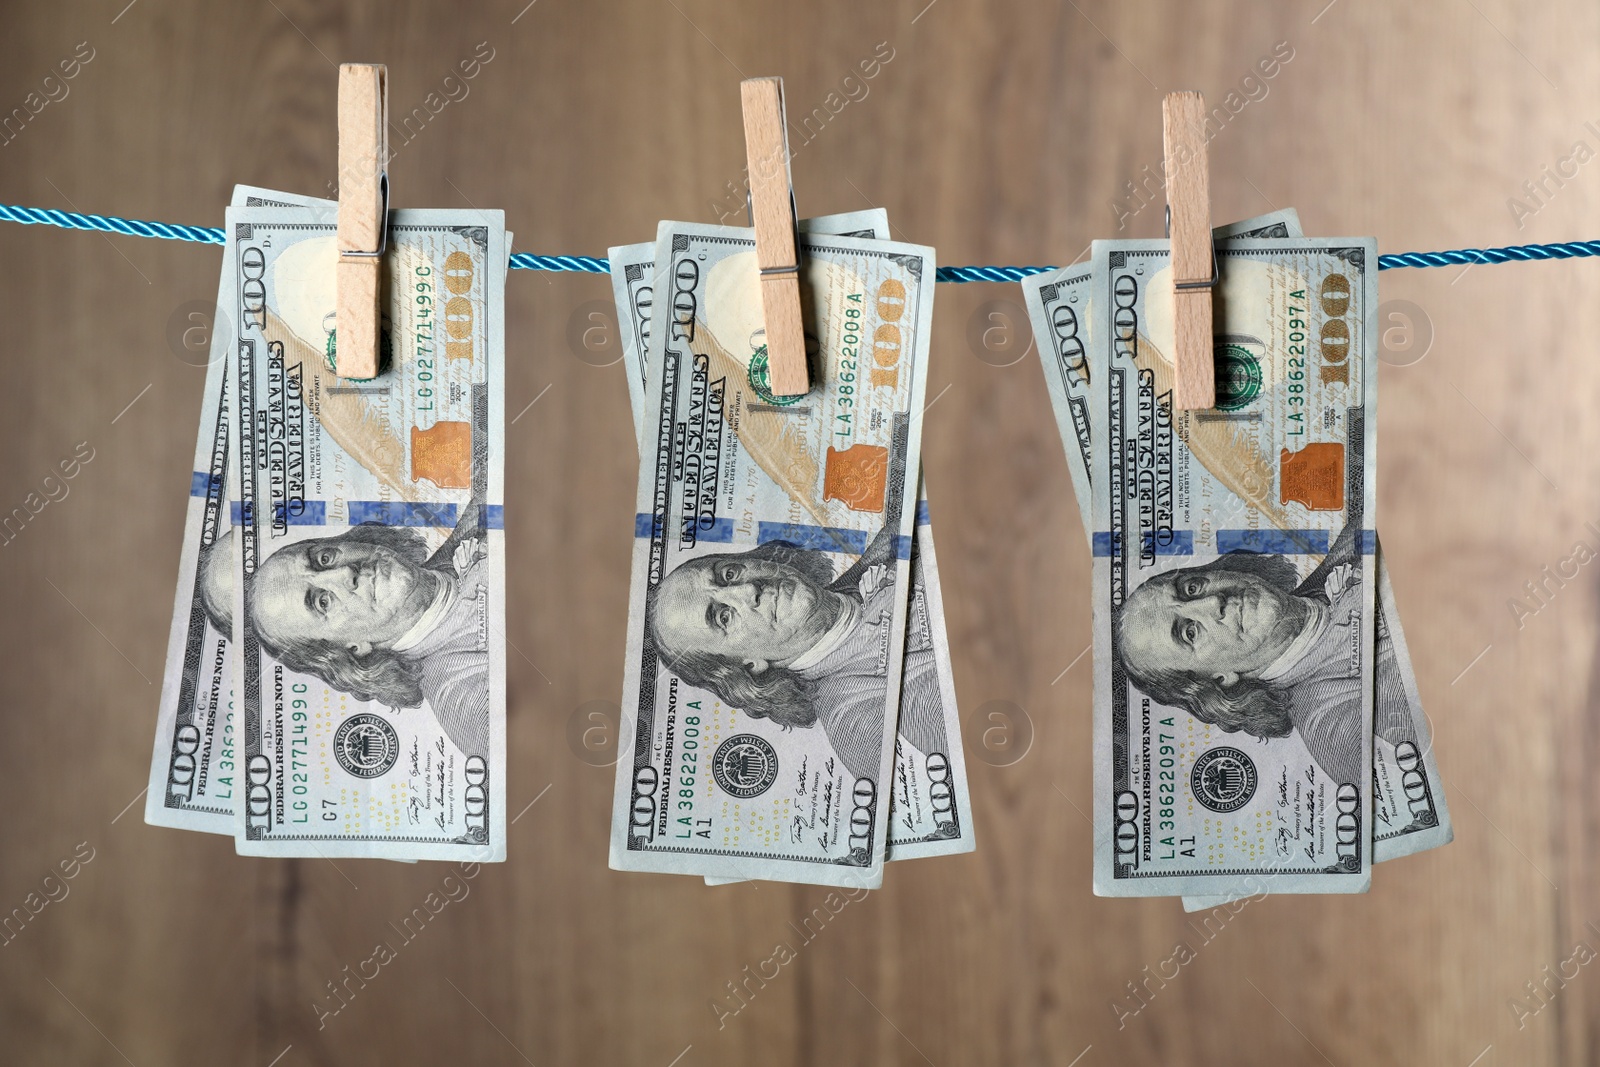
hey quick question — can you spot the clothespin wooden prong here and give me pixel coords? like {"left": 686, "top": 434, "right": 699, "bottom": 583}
{"left": 1163, "top": 91, "right": 1215, "bottom": 410}
{"left": 335, "top": 63, "right": 388, "bottom": 380}
{"left": 740, "top": 77, "right": 809, "bottom": 397}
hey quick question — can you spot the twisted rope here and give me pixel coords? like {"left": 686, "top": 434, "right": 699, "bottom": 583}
{"left": 3, "top": 203, "right": 1596, "bottom": 277}
{"left": 0, "top": 204, "right": 225, "bottom": 245}
{"left": 936, "top": 264, "right": 1054, "bottom": 283}
{"left": 508, "top": 252, "right": 609, "bottom": 272}
{"left": 1375, "top": 240, "right": 1600, "bottom": 269}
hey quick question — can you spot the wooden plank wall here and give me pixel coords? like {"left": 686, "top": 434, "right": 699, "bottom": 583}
{"left": 0, "top": 2, "right": 1595, "bottom": 1063}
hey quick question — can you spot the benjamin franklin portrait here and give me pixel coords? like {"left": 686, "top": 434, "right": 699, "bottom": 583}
{"left": 197, "top": 506, "right": 491, "bottom": 759}
{"left": 648, "top": 524, "right": 946, "bottom": 784}
{"left": 1115, "top": 522, "right": 1407, "bottom": 786}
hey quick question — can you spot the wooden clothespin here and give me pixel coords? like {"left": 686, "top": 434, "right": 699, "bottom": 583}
{"left": 740, "top": 77, "right": 809, "bottom": 397}
{"left": 335, "top": 63, "right": 388, "bottom": 380}
{"left": 1162, "top": 91, "right": 1215, "bottom": 410}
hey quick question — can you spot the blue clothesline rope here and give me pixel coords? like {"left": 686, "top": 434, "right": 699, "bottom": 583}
{"left": 3, "top": 203, "right": 1598, "bottom": 279}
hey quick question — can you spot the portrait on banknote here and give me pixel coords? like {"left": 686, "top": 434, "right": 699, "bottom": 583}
{"left": 648, "top": 522, "right": 947, "bottom": 783}
{"left": 199, "top": 508, "right": 492, "bottom": 760}
{"left": 1114, "top": 522, "right": 1372, "bottom": 786}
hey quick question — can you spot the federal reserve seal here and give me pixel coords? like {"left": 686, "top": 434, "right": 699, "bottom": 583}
{"left": 1190, "top": 746, "right": 1258, "bottom": 813}
{"left": 325, "top": 326, "right": 392, "bottom": 380}
{"left": 333, "top": 713, "right": 400, "bottom": 779}
{"left": 711, "top": 734, "right": 780, "bottom": 799}
{"left": 747, "top": 346, "right": 804, "bottom": 406}
{"left": 1213, "top": 343, "right": 1263, "bottom": 411}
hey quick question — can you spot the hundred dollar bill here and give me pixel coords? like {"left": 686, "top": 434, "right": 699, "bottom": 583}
{"left": 608, "top": 221, "right": 975, "bottom": 881}
{"left": 609, "top": 222, "right": 936, "bottom": 887}
{"left": 145, "top": 185, "right": 339, "bottom": 835}
{"left": 228, "top": 207, "right": 507, "bottom": 861}
{"left": 1023, "top": 215, "right": 1451, "bottom": 899}
{"left": 1087, "top": 236, "right": 1378, "bottom": 896}
{"left": 1367, "top": 564, "right": 1451, "bottom": 859}
{"left": 1026, "top": 215, "right": 1454, "bottom": 870}
{"left": 881, "top": 494, "right": 973, "bottom": 860}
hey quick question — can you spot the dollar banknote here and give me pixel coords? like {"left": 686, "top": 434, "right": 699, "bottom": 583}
{"left": 609, "top": 222, "right": 936, "bottom": 887}
{"left": 1084, "top": 236, "right": 1378, "bottom": 896}
{"left": 227, "top": 207, "right": 507, "bottom": 861}
{"left": 608, "top": 220, "right": 975, "bottom": 881}
{"left": 145, "top": 186, "right": 339, "bottom": 835}
{"left": 881, "top": 498, "right": 972, "bottom": 860}
{"left": 1023, "top": 215, "right": 1450, "bottom": 901}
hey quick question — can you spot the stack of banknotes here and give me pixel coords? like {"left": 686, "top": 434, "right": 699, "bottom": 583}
{"left": 606, "top": 211, "right": 976, "bottom": 889}
{"left": 1022, "top": 210, "right": 1452, "bottom": 904}
{"left": 145, "top": 186, "right": 510, "bottom": 863}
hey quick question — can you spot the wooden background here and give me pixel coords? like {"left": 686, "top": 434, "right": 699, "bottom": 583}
{"left": 1, "top": 2, "right": 1596, "bottom": 1064}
